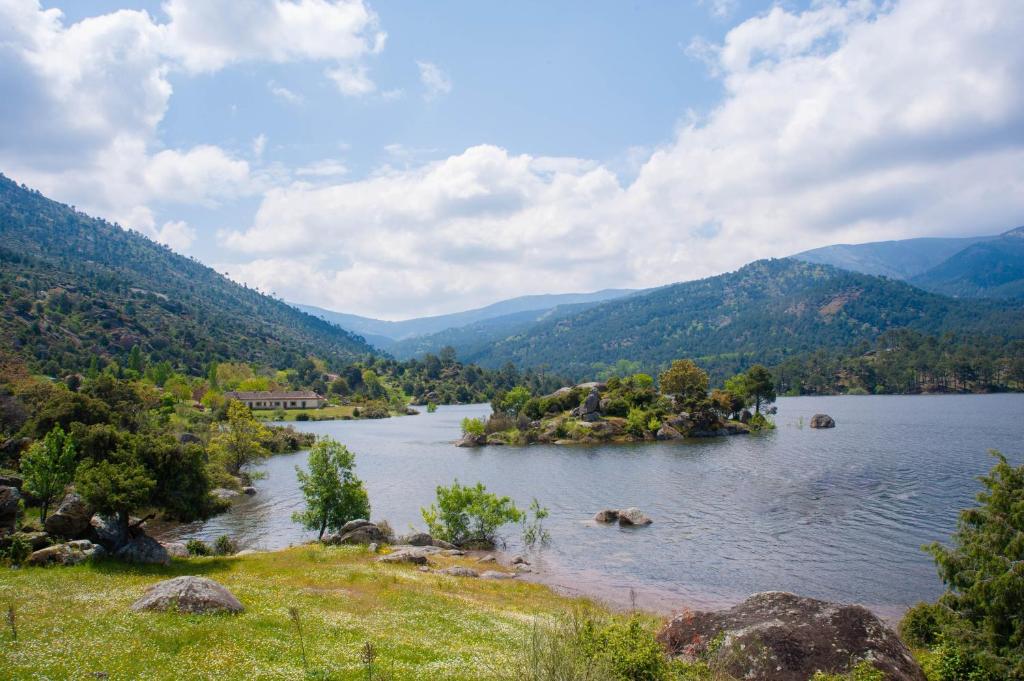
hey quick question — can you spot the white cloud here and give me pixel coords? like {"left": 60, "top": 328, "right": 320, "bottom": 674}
{"left": 152, "top": 219, "right": 197, "bottom": 251}
{"left": 326, "top": 63, "right": 375, "bottom": 96}
{"left": 252, "top": 133, "right": 267, "bottom": 158}
{"left": 416, "top": 60, "right": 452, "bottom": 100}
{"left": 221, "top": 0, "right": 1024, "bottom": 318}
{"left": 144, "top": 145, "right": 253, "bottom": 206}
{"left": 698, "top": 0, "right": 738, "bottom": 20}
{"left": 296, "top": 159, "right": 349, "bottom": 177}
{"left": 267, "top": 80, "right": 303, "bottom": 104}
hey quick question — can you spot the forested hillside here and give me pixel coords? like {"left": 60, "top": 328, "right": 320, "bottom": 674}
{"left": 0, "top": 175, "right": 374, "bottom": 376}
{"left": 910, "top": 226, "right": 1024, "bottom": 299}
{"left": 458, "top": 259, "right": 1024, "bottom": 381}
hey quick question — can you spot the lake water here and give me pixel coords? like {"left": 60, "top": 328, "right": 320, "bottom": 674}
{"left": 159, "top": 394, "right": 1023, "bottom": 618}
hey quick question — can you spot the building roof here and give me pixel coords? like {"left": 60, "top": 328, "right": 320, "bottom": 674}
{"left": 225, "top": 391, "right": 324, "bottom": 400}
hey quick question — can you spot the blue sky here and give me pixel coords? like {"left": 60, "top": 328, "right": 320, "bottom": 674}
{"left": 4, "top": 1, "right": 1024, "bottom": 318}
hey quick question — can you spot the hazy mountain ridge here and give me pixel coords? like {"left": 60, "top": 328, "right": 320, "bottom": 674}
{"left": 909, "top": 226, "right": 1024, "bottom": 299}
{"left": 0, "top": 175, "right": 375, "bottom": 374}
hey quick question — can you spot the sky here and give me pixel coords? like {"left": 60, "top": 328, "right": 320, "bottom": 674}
{"left": 2, "top": 0, "right": 1023, "bottom": 320}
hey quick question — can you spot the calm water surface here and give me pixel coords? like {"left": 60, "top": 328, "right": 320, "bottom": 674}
{"left": 160, "top": 395, "right": 1023, "bottom": 617}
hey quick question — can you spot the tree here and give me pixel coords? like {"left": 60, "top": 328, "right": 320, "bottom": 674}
{"left": 209, "top": 400, "right": 271, "bottom": 476}
{"left": 658, "top": 359, "right": 709, "bottom": 411}
{"left": 421, "top": 480, "right": 522, "bottom": 547}
{"left": 75, "top": 454, "right": 155, "bottom": 530}
{"left": 925, "top": 451, "right": 1024, "bottom": 679}
{"left": 499, "top": 386, "right": 532, "bottom": 417}
{"left": 744, "top": 365, "right": 776, "bottom": 414}
{"left": 292, "top": 438, "right": 370, "bottom": 540}
{"left": 20, "top": 424, "right": 77, "bottom": 522}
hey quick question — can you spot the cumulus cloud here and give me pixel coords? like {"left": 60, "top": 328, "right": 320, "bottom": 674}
{"left": 153, "top": 220, "right": 197, "bottom": 250}
{"left": 326, "top": 63, "right": 375, "bottom": 96}
{"left": 416, "top": 60, "right": 452, "bottom": 100}
{"left": 221, "top": 0, "right": 1024, "bottom": 318}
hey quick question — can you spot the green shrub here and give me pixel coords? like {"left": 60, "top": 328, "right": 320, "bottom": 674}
{"left": 747, "top": 413, "right": 775, "bottom": 431}
{"left": 186, "top": 538, "right": 211, "bottom": 556}
{"left": 625, "top": 408, "right": 650, "bottom": 437}
{"left": 811, "top": 661, "right": 885, "bottom": 681}
{"left": 426, "top": 402, "right": 438, "bottom": 413}
{"left": 461, "top": 417, "right": 486, "bottom": 437}
{"left": 899, "top": 602, "right": 946, "bottom": 648}
{"left": 295, "top": 413, "right": 310, "bottom": 421}
{"left": 6, "top": 534, "right": 32, "bottom": 566}
{"left": 421, "top": 480, "right": 522, "bottom": 548}
{"left": 921, "top": 638, "right": 993, "bottom": 681}
{"left": 213, "top": 535, "right": 236, "bottom": 556}
{"left": 576, "top": 614, "right": 670, "bottom": 681}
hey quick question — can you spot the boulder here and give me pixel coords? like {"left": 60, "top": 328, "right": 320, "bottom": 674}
{"left": 477, "top": 554, "right": 497, "bottom": 563}
{"left": 177, "top": 433, "right": 202, "bottom": 445}
{"left": 27, "top": 539, "right": 105, "bottom": 566}
{"left": 242, "top": 486, "right": 257, "bottom": 496}
{"left": 511, "top": 555, "right": 529, "bottom": 566}
{"left": 657, "top": 592, "right": 926, "bottom": 681}
{"left": 571, "top": 387, "right": 602, "bottom": 421}
{"left": 339, "top": 518, "right": 374, "bottom": 534}
{"left": 480, "top": 570, "right": 516, "bottom": 580}
{"left": 329, "top": 524, "right": 387, "bottom": 545}
{"left": 594, "top": 509, "right": 620, "bottom": 523}
{"left": 810, "top": 414, "right": 836, "bottom": 429}
{"left": 44, "top": 493, "right": 93, "bottom": 539}
{"left": 456, "top": 433, "right": 486, "bottom": 447}
{"left": 211, "top": 488, "right": 240, "bottom": 500}
{"left": 0, "top": 437, "right": 30, "bottom": 459}
{"left": 0, "top": 485, "right": 20, "bottom": 535}
{"left": 617, "top": 508, "right": 653, "bottom": 526}
{"left": 1, "top": 530, "right": 50, "bottom": 551}
{"left": 656, "top": 424, "right": 684, "bottom": 441}
{"left": 116, "top": 534, "right": 170, "bottom": 566}
{"left": 377, "top": 548, "right": 429, "bottom": 565}
{"left": 739, "top": 409, "right": 753, "bottom": 424}
{"left": 89, "top": 514, "right": 130, "bottom": 552}
{"left": 131, "top": 576, "right": 244, "bottom": 614}
{"left": 399, "top": 532, "right": 434, "bottom": 547}
{"left": 0, "top": 474, "right": 23, "bottom": 489}
{"left": 666, "top": 414, "right": 694, "bottom": 431}
{"left": 162, "top": 542, "right": 189, "bottom": 558}
{"left": 438, "top": 566, "right": 479, "bottom": 578}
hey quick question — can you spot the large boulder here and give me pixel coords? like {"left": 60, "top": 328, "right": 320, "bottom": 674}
{"left": 399, "top": 532, "right": 434, "bottom": 547}
{"left": 44, "top": 493, "right": 93, "bottom": 539}
{"left": 115, "top": 534, "right": 170, "bottom": 566}
{"left": 89, "top": 514, "right": 130, "bottom": 552}
{"left": 456, "top": 433, "right": 486, "bottom": 447}
{"left": 131, "top": 576, "right": 244, "bottom": 614}
{"left": 810, "top": 414, "right": 836, "bottom": 429}
{"left": 0, "top": 485, "right": 21, "bottom": 535}
{"left": 656, "top": 424, "right": 684, "bottom": 441}
{"left": 617, "top": 508, "right": 653, "bottom": 526}
{"left": 0, "top": 474, "right": 23, "bottom": 489}
{"left": 657, "top": 592, "right": 926, "bottom": 681}
{"left": 377, "top": 548, "right": 429, "bottom": 565}
{"left": 27, "top": 539, "right": 105, "bottom": 566}
{"left": 328, "top": 523, "right": 387, "bottom": 545}
{"left": 593, "top": 509, "right": 619, "bottom": 523}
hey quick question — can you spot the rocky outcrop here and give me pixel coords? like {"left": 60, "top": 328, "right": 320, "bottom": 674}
{"left": 324, "top": 519, "right": 394, "bottom": 545}
{"left": 571, "top": 388, "right": 602, "bottom": 422}
{"left": 131, "top": 576, "right": 244, "bottom": 614}
{"left": 162, "top": 541, "right": 189, "bottom": 558}
{"left": 437, "top": 566, "right": 479, "bottom": 578}
{"left": 44, "top": 493, "right": 93, "bottom": 539}
{"left": 116, "top": 534, "right": 170, "bottom": 565}
{"left": 89, "top": 514, "right": 130, "bottom": 552}
{"left": 0, "top": 484, "right": 20, "bottom": 536}
{"left": 0, "top": 474, "right": 23, "bottom": 489}
{"left": 456, "top": 433, "right": 486, "bottom": 447}
{"left": 811, "top": 414, "right": 836, "bottom": 429}
{"left": 617, "top": 508, "right": 653, "bottom": 526}
{"left": 657, "top": 592, "right": 926, "bottom": 681}
{"left": 27, "top": 539, "right": 105, "bottom": 566}
{"left": 656, "top": 424, "right": 684, "bottom": 441}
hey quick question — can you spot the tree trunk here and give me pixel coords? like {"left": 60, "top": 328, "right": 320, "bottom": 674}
{"left": 40, "top": 500, "right": 49, "bottom": 524}
{"left": 318, "top": 518, "right": 327, "bottom": 541}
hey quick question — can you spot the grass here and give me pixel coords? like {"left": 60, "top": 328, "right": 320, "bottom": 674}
{"left": 0, "top": 544, "right": 626, "bottom": 680}
{"left": 257, "top": 405, "right": 357, "bottom": 422}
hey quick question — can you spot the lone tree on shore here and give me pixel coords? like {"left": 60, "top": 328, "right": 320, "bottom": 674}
{"left": 293, "top": 438, "right": 370, "bottom": 540}
{"left": 658, "top": 359, "right": 709, "bottom": 411}
{"left": 209, "top": 400, "right": 271, "bottom": 476}
{"left": 20, "top": 424, "right": 77, "bottom": 523}
{"left": 726, "top": 364, "right": 777, "bottom": 414}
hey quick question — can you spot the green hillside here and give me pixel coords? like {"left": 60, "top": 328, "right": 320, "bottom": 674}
{"left": 458, "top": 259, "right": 1024, "bottom": 380}
{"left": 0, "top": 175, "right": 375, "bottom": 375}
{"left": 910, "top": 226, "right": 1024, "bottom": 299}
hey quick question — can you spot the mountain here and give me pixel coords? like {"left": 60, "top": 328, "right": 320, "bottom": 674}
{"left": 451, "top": 258, "right": 1024, "bottom": 381}
{"left": 0, "top": 174, "right": 375, "bottom": 375}
{"left": 909, "top": 226, "right": 1024, "bottom": 299}
{"left": 293, "top": 288, "right": 637, "bottom": 348}
{"left": 792, "top": 235, "right": 993, "bottom": 279}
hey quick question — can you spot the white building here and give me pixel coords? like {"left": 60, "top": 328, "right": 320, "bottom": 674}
{"left": 225, "top": 390, "right": 326, "bottom": 410}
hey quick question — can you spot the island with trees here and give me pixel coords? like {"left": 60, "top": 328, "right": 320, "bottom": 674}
{"left": 456, "top": 359, "right": 778, "bottom": 447}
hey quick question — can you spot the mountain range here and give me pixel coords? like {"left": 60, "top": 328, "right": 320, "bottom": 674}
{"left": 0, "top": 175, "right": 373, "bottom": 375}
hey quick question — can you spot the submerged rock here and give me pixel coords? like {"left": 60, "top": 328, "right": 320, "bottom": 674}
{"left": 131, "top": 576, "right": 243, "bottom": 614}
{"left": 617, "top": 508, "right": 653, "bottom": 526}
{"left": 657, "top": 591, "right": 925, "bottom": 681}
{"left": 810, "top": 414, "right": 836, "bottom": 429}
{"left": 593, "top": 509, "right": 620, "bottom": 523}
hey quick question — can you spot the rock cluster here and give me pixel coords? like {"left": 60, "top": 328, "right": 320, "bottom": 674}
{"left": 131, "top": 576, "right": 244, "bottom": 614}
{"left": 593, "top": 507, "right": 653, "bottom": 526}
{"left": 27, "top": 539, "right": 105, "bottom": 566}
{"left": 657, "top": 592, "right": 926, "bottom": 681}
{"left": 810, "top": 413, "right": 836, "bottom": 428}
{"left": 324, "top": 519, "right": 392, "bottom": 545}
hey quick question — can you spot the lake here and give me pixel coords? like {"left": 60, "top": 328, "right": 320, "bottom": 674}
{"left": 158, "top": 394, "right": 1023, "bottom": 618}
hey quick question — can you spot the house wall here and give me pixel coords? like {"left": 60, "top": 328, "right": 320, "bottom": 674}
{"left": 240, "top": 398, "right": 325, "bottom": 410}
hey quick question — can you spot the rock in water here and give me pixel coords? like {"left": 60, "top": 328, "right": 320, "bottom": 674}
{"left": 810, "top": 414, "right": 836, "bottom": 429}
{"left": 655, "top": 424, "right": 684, "bottom": 441}
{"left": 617, "top": 508, "right": 653, "bottom": 526}
{"left": 657, "top": 592, "right": 926, "bottom": 681}
{"left": 44, "top": 493, "right": 93, "bottom": 539}
{"left": 131, "top": 576, "right": 244, "bottom": 614}
{"left": 593, "top": 509, "right": 620, "bottom": 523}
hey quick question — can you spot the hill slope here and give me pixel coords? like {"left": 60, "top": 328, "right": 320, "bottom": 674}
{"left": 0, "top": 175, "right": 374, "bottom": 375}
{"left": 792, "top": 235, "right": 993, "bottom": 279}
{"left": 294, "top": 288, "right": 636, "bottom": 347}
{"left": 910, "top": 226, "right": 1024, "bottom": 298}
{"left": 459, "top": 259, "right": 1024, "bottom": 380}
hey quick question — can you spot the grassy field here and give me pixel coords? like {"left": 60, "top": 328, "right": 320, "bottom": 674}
{"left": 0, "top": 545, "right": 631, "bottom": 680}
{"left": 256, "top": 405, "right": 357, "bottom": 421}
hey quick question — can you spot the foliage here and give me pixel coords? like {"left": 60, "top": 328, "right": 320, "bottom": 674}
{"left": 75, "top": 454, "right": 155, "bottom": 526}
{"left": 521, "top": 498, "right": 551, "bottom": 549}
{"left": 923, "top": 451, "right": 1024, "bottom": 679}
{"left": 461, "top": 417, "right": 486, "bottom": 437}
{"left": 899, "top": 602, "right": 948, "bottom": 648}
{"left": 186, "top": 538, "right": 212, "bottom": 556}
{"left": 499, "top": 386, "right": 533, "bottom": 417}
{"left": 5, "top": 533, "right": 32, "bottom": 566}
{"left": 574, "top": 614, "right": 671, "bottom": 681}
{"left": 421, "top": 480, "right": 523, "bottom": 548}
{"left": 209, "top": 401, "right": 272, "bottom": 476}
{"left": 426, "top": 401, "right": 438, "bottom": 413}
{"left": 659, "top": 360, "right": 709, "bottom": 411}
{"left": 19, "top": 424, "right": 76, "bottom": 522}
{"left": 810, "top": 661, "right": 885, "bottom": 681}
{"left": 292, "top": 438, "right": 370, "bottom": 540}
{"left": 213, "top": 535, "right": 237, "bottom": 556}
{"left": 919, "top": 637, "right": 994, "bottom": 681}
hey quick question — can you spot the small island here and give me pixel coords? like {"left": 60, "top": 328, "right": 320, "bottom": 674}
{"left": 458, "top": 360, "right": 778, "bottom": 446}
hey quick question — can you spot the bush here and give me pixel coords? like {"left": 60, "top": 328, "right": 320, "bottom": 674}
{"left": 461, "top": 417, "right": 486, "bottom": 437}
{"left": 810, "top": 661, "right": 885, "bottom": 681}
{"left": 6, "top": 533, "right": 32, "bottom": 566}
{"left": 295, "top": 413, "right": 310, "bottom": 421}
{"left": 921, "top": 637, "right": 992, "bottom": 681}
{"left": 186, "top": 539, "right": 211, "bottom": 556}
{"left": 577, "top": 614, "right": 670, "bottom": 681}
{"left": 625, "top": 408, "right": 651, "bottom": 437}
{"left": 426, "top": 402, "right": 438, "bottom": 413}
{"left": 421, "top": 480, "right": 522, "bottom": 548}
{"left": 747, "top": 413, "right": 775, "bottom": 431}
{"left": 899, "top": 602, "right": 946, "bottom": 648}
{"left": 213, "top": 535, "right": 237, "bottom": 556}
